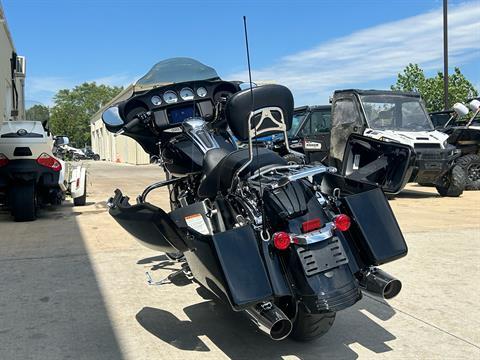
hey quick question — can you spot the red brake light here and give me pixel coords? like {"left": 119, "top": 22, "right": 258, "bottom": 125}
{"left": 0, "top": 153, "right": 8, "bottom": 167}
{"left": 301, "top": 218, "right": 322, "bottom": 233}
{"left": 273, "top": 232, "right": 291, "bottom": 250}
{"left": 37, "top": 153, "right": 62, "bottom": 171}
{"left": 334, "top": 214, "right": 351, "bottom": 232}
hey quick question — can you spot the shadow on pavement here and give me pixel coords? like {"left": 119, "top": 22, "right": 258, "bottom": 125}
{"left": 0, "top": 202, "right": 123, "bottom": 360}
{"left": 136, "top": 288, "right": 397, "bottom": 360}
{"left": 396, "top": 189, "right": 440, "bottom": 199}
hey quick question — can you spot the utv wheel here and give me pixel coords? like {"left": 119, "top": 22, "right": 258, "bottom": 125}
{"left": 10, "top": 183, "right": 37, "bottom": 222}
{"left": 290, "top": 305, "right": 336, "bottom": 342}
{"left": 456, "top": 154, "right": 480, "bottom": 190}
{"left": 283, "top": 153, "right": 304, "bottom": 165}
{"left": 93, "top": 154, "right": 100, "bottom": 161}
{"left": 435, "top": 165, "right": 466, "bottom": 197}
{"left": 73, "top": 178, "right": 87, "bottom": 206}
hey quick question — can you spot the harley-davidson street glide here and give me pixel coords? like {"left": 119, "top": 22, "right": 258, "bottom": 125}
{"left": 103, "top": 58, "right": 410, "bottom": 341}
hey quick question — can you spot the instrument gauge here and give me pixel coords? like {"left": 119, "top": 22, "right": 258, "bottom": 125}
{"left": 163, "top": 91, "right": 178, "bottom": 104}
{"left": 151, "top": 95, "right": 162, "bottom": 106}
{"left": 180, "top": 88, "right": 195, "bottom": 101}
{"left": 196, "top": 87, "right": 207, "bottom": 98}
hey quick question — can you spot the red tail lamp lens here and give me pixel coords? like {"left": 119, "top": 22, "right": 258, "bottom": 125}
{"left": 37, "top": 153, "right": 62, "bottom": 171}
{"left": 334, "top": 214, "right": 351, "bottom": 232}
{"left": 0, "top": 153, "right": 8, "bottom": 167}
{"left": 301, "top": 218, "right": 322, "bottom": 233}
{"left": 273, "top": 232, "right": 291, "bottom": 250}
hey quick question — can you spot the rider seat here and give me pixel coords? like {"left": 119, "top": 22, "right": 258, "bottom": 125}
{"left": 198, "top": 84, "right": 294, "bottom": 199}
{"left": 197, "top": 147, "right": 287, "bottom": 198}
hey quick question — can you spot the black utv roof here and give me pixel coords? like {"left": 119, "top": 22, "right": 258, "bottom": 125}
{"left": 334, "top": 89, "right": 421, "bottom": 98}
{"left": 294, "top": 104, "right": 331, "bottom": 113}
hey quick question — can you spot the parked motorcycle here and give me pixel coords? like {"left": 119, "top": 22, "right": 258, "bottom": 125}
{"left": 102, "top": 58, "right": 409, "bottom": 341}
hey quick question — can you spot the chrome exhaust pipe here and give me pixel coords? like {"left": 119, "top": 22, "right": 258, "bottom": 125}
{"left": 246, "top": 302, "right": 292, "bottom": 341}
{"left": 358, "top": 267, "right": 402, "bottom": 300}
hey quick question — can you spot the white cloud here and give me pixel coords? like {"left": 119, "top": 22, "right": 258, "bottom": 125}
{"left": 229, "top": 1, "right": 480, "bottom": 105}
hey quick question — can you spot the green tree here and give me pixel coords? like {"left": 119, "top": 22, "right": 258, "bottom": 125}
{"left": 392, "top": 63, "right": 478, "bottom": 112}
{"left": 26, "top": 104, "right": 50, "bottom": 122}
{"left": 49, "top": 82, "right": 123, "bottom": 146}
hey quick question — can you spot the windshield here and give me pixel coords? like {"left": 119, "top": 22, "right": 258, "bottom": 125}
{"left": 288, "top": 112, "right": 306, "bottom": 137}
{"left": 361, "top": 95, "right": 434, "bottom": 131}
{"left": 135, "top": 57, "right": 220, "bottom": 88}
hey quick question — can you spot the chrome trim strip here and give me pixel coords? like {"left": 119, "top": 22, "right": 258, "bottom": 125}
{"left": 292, "top": 222, "right": 335, "bottom": 245}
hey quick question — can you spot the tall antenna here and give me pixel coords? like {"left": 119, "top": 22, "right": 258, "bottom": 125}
{"left": 243, "top": 16, "right": 255, "bottom": 110}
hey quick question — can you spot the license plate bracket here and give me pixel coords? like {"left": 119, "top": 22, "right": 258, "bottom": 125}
{"left": 296, "top": 237, "right": 348, "bottom": 277}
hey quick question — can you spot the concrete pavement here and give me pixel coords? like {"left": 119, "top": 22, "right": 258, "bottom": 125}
{"left": 0, "top": 161, "right": 479, "bottom": 359}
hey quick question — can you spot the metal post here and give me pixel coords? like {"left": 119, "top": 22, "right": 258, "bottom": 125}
{"left": 443, "top": 0, "right": 449, "bottom": 110}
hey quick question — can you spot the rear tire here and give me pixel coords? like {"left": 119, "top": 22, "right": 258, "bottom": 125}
{"left": 10, "top": 183, "right": 37, "bottom": 222}
{"left": 435, "top": 165, "right": 465, "bottom": 197}
{"left": 290, "top": 305, "right": 336, "bottom": 342}
{"left": 283, "top": 153, "right": 304, "bottom": 165}
{"left": 93, "top": 154, "right": 100, "bottom": 161}
{"left": 456, "top": 154, "right": 480, "bottom": 190}
{"left": 73, "top": 178, "right": 87, "bottom": 206}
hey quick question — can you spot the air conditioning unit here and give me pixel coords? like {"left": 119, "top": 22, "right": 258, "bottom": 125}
{"left": 15, "top": 56, "right": 26, "bottom": 77}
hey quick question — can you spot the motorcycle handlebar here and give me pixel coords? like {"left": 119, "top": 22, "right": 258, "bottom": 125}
{"left": 116, "top": 111, "right": 152, "bottom": 136}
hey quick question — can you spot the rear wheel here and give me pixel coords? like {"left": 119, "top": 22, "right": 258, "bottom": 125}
{"left": 456, "top": 154, "right": 480, "bottom": 190}
{"left": 93, "top": 154, "right": 100, "bottom": 161}
{"left": 290, "top": 305, "right": 336, "bottom": 341}
{"left": 435, "top": 165, "right": 465, "bottom": 197}
{"left": 283, "top": 153, "right": 304, "bottom": 165}
{"left": 73, "top": 177, "right": 87, "bottom": 206}
{"left": 10, "top": 183, "right": 37, "bottom": 222}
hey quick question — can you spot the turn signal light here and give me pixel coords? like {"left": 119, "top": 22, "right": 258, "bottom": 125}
{"left": 273, "top": 232, "right": 291, "bottom": 250}
{"left": 37, "top": 153, "right": 62, "bottom": 172}
{"left": 334, "top": 214, "right": 351, "bottom": 232}
{"left": 0, "top": 153, "right": 8, "bottom": 167}
{"left": 301, "top": 218, "right": 322, "bottom": 233}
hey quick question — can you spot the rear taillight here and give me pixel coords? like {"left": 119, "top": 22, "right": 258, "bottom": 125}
{"left": 37, "top": 153, "right": 62, "bottom": 171}
{"left": 301, "top": 218, "right": 322, "bottom": 233}
{"left": 0, "top": 153, "right": 8, "bottom": 167}
{"left": 334, "top": 214, "right": 351, "bottom": 232}
{"left": 273, "top": 232, "right": 291, "bottom": 250}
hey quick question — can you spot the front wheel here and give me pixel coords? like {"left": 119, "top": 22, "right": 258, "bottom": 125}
{"left": 435, "top": 165, "right": 465, "bottom": 197}
{"left": 456, "top": 154, "right": 480, "bottom": 190}
{"left": 290, "top": 305, "right": 336, "bottom": 341}
{"left": 10, "top": 183, "right": 37, "bottom": 222}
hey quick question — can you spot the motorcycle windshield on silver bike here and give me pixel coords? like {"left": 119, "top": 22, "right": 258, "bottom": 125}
{"left": 102, "top": 57, "right": 408, "bottom": 342}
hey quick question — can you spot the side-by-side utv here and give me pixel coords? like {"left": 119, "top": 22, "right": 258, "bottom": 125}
{"left": 318, "top": 89, "right": 464, "bottom": 197}
{"left": 435, "top": 99, "right": 480, "bottom": 190}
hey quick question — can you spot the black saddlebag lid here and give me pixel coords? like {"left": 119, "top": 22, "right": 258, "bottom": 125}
{"left": 342, "top": 188, "right": 408, "bottom": 266}
{"left": 211, "top": 226, "right": 273, "bottom": 307}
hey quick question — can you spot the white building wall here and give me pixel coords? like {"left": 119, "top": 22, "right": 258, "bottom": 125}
{"left": 0, "top": 5, "right": 25, "bottom": 122}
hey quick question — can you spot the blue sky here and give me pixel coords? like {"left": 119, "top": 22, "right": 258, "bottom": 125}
{"left": 3, "top": 0, "right": 479, "bottom": 106}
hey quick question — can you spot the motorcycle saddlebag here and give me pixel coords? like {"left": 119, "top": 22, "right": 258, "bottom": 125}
{"left": 108, "top": 189, "right": 189, "bottom": 253}
{"left": 320, "top": 173, "right": 407, "bottom": 266}
{"left": 176, "top": 222, "right": 273, "bottom": 309}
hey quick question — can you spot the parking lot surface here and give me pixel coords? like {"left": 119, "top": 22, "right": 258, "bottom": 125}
{"left": 1, "top": 161, "right": 479, "bottom": 360}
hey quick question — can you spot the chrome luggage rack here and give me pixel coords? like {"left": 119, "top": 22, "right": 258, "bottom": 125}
{"left": 247, "top": 164, "right": 337, "bottom": 189}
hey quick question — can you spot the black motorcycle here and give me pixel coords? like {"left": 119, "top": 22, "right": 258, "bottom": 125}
{"left": 102, "top": 58, "right": 409, "bottom": 341}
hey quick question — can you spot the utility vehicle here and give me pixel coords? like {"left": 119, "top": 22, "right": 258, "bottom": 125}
{"left": 320, "top": 89, "right": 465, "bottom": 196}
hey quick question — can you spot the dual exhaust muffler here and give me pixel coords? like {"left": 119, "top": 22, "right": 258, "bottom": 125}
{"left": 246, "top": 302, "right": 292, "bottom": 341}
{"left": 358, "top": 267, "right": 402, "bottom": 300}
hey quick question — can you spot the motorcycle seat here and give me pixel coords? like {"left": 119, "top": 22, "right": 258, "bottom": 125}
{"left": 198, "top": 147, "right": 287, "bottom": 198}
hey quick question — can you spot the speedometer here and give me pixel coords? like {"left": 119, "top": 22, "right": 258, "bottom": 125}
{"left": 180, "top": 88, "right": 194, "bottom": 101}
{"left": 163, "top": 91, "right": 178, "bottom": 104}
{"left": 196, "top": 87, "right": 207, "bottom": 97}
{"left": 151, "top": 95, "right": 162, "bottom": 106}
